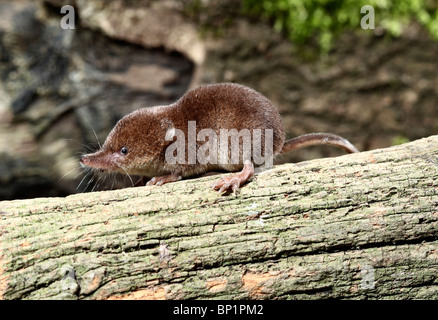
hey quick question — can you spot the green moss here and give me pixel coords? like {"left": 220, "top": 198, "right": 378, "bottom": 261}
{"left": 242, "top": 0, "right": 438, "bottom": 53}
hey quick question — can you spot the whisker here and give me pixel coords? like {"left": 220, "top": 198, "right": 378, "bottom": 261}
{"left": 79, "top": 111, "right": 102, "bottom": 149}
{"left": 74, "top": 169, "right": 86, "bottom": 180}
{"left": 110, "top": 172, "right": 116, "bottom": 190}
{"left": 91, "top": 174, "right": 104, "bottom": 192}
{"left": 53, "top": 156, "right": 79, "bottom": 169}
{"left": 84, "top": 176, "right": 95, "bottom": 191}
{"left": 58, "top": 166, "right": 78, "bottom": 182}
{"left": 64, "top": 138, "right": 96, "bottom": 151}
{"left": 120, "top": 166, "right": 134, "bottom": 187}
{"left": 77, "top": 172, "right": 90, "bottom": 191}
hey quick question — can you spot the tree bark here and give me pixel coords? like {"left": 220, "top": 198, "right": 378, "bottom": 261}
{"left": 1, "top": 136, "right": 437, "bottom": 300}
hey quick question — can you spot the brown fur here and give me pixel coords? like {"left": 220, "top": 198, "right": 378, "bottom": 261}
{"left": 80, "top": 83, "right": 357, "bottom": 188}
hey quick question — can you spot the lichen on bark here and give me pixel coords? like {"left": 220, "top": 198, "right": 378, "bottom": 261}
{"left": 1, "top": 136, "right": 438, "bottom": 299}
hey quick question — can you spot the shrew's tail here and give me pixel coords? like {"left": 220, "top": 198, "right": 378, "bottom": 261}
{"left": 281, "top": 133, "right": 359, "bottom": 154}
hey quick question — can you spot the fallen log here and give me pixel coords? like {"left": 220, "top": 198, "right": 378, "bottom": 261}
{"left": 1, "top": 135, "right": 437, "bottom": 299}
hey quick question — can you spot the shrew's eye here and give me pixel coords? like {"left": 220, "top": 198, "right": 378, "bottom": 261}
{"left": 120, "top": 147, "right": 128, "bottom": 155}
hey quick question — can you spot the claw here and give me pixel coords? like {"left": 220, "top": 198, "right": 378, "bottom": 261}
{"left": 212, "top": 162, "right": 254, "bottom": 194}
{"left": 212, "top": 175, "right": 243, "bottom": 194}
{"left": 146, "top": 177, "right": 157, "bottom": 186}
{"left": 146, "top": 174, "right": 181, "bottom": 187}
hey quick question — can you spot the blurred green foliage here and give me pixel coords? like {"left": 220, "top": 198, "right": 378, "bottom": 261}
{"left": 243, "top": 0, "right": 438, "bottom": 52}
{"left": 392, "top": 135, "right": 410, "bottom": 145}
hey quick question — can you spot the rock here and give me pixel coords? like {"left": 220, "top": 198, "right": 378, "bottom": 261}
{"left": 1, "top": 0, "right": 437, "bottom": 199}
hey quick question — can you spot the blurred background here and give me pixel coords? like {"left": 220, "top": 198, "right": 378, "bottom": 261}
{"left": 0, "top": 0, "right": 437, "bottom": 200}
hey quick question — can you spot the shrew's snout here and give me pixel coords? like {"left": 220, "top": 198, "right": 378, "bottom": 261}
{"left": 79, "top": 154, "right": 89, "bottom": 167}
{"left": 79, "top": 154, "right": 100, "bottom": 169}
{"left": 79, "top": 151, "right": 119, "bottom": 172}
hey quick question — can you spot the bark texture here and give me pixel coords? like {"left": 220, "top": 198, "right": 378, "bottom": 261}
{"left": 1, "top": 136, "right": 438, "bottom": 300}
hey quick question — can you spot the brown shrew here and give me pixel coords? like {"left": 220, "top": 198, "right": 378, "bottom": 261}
{"left": 80, "top": 83, "right": 358, "bottom": 194}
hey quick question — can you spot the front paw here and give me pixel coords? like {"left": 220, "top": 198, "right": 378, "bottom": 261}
{"left": 146, "top": 174, "right": 182, "bottom": 186}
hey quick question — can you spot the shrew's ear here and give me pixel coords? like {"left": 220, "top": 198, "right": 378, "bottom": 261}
{"left": 160, "top": 118, "right": 174, "bottom": 131}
